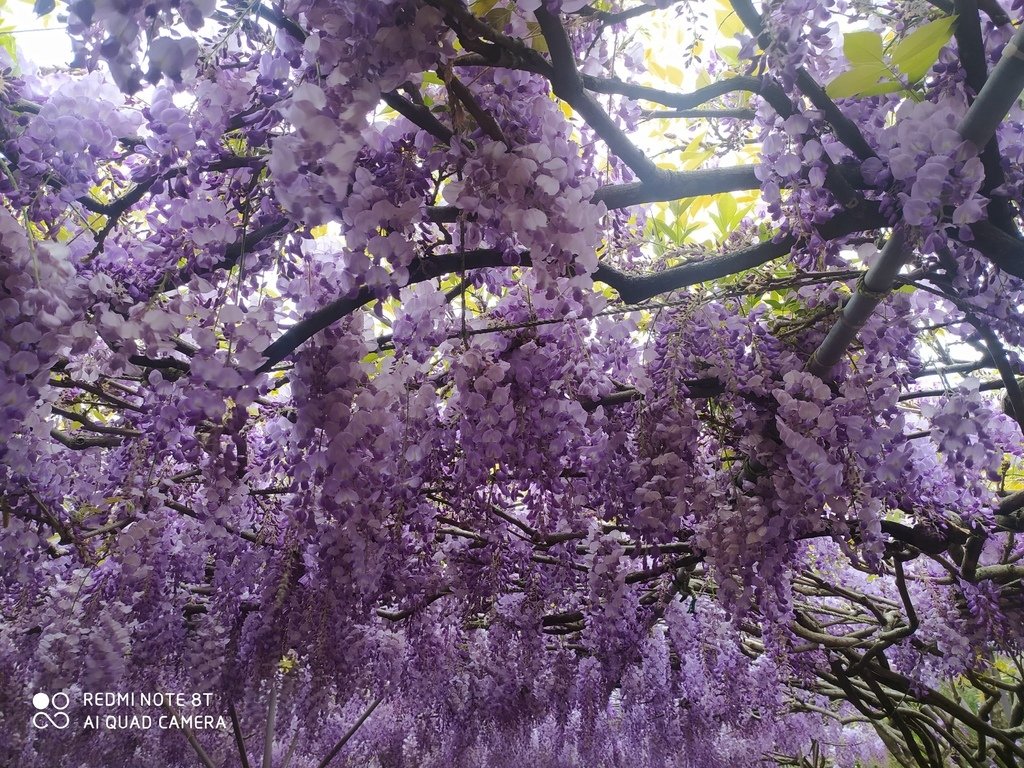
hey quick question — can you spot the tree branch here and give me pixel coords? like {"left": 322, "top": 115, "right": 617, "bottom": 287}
{"left": 256, "top": 3, "right": 307, "bottom": 41}
{"left": 965, "top": 222, "right": 1024, "bottom": 279}
{"left": 50, "top": 429, "right": 123, "bottom": 450}
{"left": 382, "top": 91, "right": 454, "bottom": 143}
{"left": 158, "top": 218, "right": 290, "bottom": 294}
{"left": 593, "top": 165, "right": 761, "bottom": 208}
{"left": 577, "top": 1, "right": 684, "bottom": 27}
{"left": 535, "top": 8, "right": 661, "bottom": 182}
{"left": 315, "top": 697, "right": 383, "bottom": 768}
{"left": 51, "top": 407, "right": 141, "bottom": 438}
{"left": 808, "top": 24, "right": 1024, "bottom": 379}
{"left": 643, "top": 108, "right": 756, "bottom": 120}
{"left": 258, "top": 203, "right": 885, "bottom": 371}
{"left": 794, "top": 69, "right": 877, "bottom": 162}
{"left": 228, "top": 701, "right": 253, "bottom": 768}
{"left": 969, "top": 317, "right": 1024, "bottom": 431}
{"left": 262, "top": 676, "right": 279, "bottom": 768}
{"left": 164, "top": 703, "right": 218, "bottom": 768}
{"left": 954, "top": 0, "right": 1018, "bottom": 233}
{"left": 583, "top": 73, "right": 763, "bottom": 109}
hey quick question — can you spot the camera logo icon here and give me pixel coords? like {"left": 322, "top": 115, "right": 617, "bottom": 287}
{"left": 31, "top": 692, "right": 70, "bottom": 730}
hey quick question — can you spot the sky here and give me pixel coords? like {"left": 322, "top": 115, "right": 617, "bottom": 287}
{"left": 4, "top": 0, "right": 72, "bottom": 68}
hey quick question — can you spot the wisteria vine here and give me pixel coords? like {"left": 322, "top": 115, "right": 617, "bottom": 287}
{"left": 2, "top": 1, "right": 1024, "bottom": 766}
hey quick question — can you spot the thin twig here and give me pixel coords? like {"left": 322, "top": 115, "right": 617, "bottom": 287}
{"left": 315, "top": 697, "right": 384, "bottom": 768}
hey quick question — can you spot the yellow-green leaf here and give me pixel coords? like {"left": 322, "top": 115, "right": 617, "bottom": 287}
{"left": 855, "top": 78, "right": 904, "bottom": 97}
{"left": 843, "top": 30, "right": 884, "bottom": 65}
{"left": 525, "top": 21, "right": 549, "bottom": 53}
{"left": 825, "top": 64, "right": 890, "bottom": 98}
{"left": 890, "top": 15, "right": 956, "bottom": 82}
{"left": 714, "top": 4, "right": 746, "bottom": 39}
{"left": 0, "top": 32, "right": 14, "bottom": 61}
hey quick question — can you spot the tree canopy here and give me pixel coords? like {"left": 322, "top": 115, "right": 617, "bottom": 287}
{"left": 2, "top": 0, "right": 1024, "bottom": 766}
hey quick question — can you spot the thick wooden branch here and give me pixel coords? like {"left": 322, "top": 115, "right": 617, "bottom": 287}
{"left": 576, "top": 1, "right": 684, "bottom": 26}
{"left": 966, "top": 222, "right": 1024, "bottom": 279}
{"left": 258, "top": 203, "right": 886, "bottom": 371}
{"left": 794, "top": 70, "right": 877, "bottom": 162}
{"left": 376, "top": 590, "right": 452, "bottom": 622}
{"left": 593, "top": 165, "right": 761, "bottom": 209}
{"left": 535, "top": 8, "right": 661, "bottom": 182}
{"left": 954, "top": 0, "right": 1018, "bottom": 232}
{"left": 382, "top": 91, "right": 454, "bottom": 143}
{"left": 583, "top": 73, "right": 763, "bottom": 109}
{"left": 164, "top": 500, "right": 263, "bottom": 544}
{"left": 880, "top": 520, "right": 964, "bottom": 555}
{"left": 430, "top": 163, "right": 776, "bottom": 219}
{"left": 51, "top": 406, "right": 142, "bottom": 438}
{"left": 970, "top": 318, "right": 1024, "bottom": 431}
{"left": 978, "top": 0, "right": 1011, "bottom": 25}
{"left": 644, "top": 108, "right": 756, "bottom": 120}
{"left": 256, "top": 3, "right": 306, "bottom": 42}
{"left": 158, "top": 218, "right": 290, "bottom": 294}
{"left": 582, "top": 378, "right": 724, "bottom": 411}
{"left": 50, "top": 428, "right": 123, "bottom": 450}
{"left": 808, "top": 24, "right": 1024, "bottom": 379}
{"left": 897, "top": 377, "right": 1008, "bottom": 402}
{"left": 426, "top": 161, "right": 861, "bottom": 220}
{"left": 80, "top": 156, "right": 257, "bottom": 221}
{"left": 443, "top": 71, "right": 508, "bottom": 143}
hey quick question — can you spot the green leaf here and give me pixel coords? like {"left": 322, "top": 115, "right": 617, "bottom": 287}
{"left": 855, "top": 79, "right": 904, "bottom": 96}
{"left": 525, "top": 21, "right": 549, "bottom": 53}
{"left": 843, "top": 30, "right": 884, "bottom": 65}
{"left": 717, "top": 194, "right": 736, "bottom": 230}
{"left": 717, "top": 44, "right": 740, "bottom": 68}
{"left": 825, "top": 64, "right": 890, "bottom": 98}
{"left": 482, "top": 7, "right": 512, "bottom": 35}
{"left": 890, "top": 15, "right": 956, "bottom": 82}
